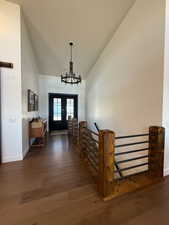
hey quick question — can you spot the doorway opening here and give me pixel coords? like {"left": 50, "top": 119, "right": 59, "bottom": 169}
{"left": 49, "top": 93, "right": 78, "bottom": 131}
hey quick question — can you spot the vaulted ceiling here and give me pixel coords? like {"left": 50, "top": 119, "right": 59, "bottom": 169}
{"left": 8, "top": 0, "right": 135, "bottom": 78}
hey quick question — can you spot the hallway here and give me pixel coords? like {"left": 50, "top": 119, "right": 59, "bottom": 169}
{"left": 0, "top": 135, "right": 169, "bottom": 225}
{"left": 0, "top": 134, "right": 95, "bottom": 224}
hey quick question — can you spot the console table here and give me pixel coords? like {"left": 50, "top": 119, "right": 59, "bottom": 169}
{"left": 29, "top": 119, "right": 47, "bottom": 147}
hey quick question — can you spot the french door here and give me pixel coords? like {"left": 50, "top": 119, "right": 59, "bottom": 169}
{"left": 49, "top": 93, "right": 78, "bottom": 131}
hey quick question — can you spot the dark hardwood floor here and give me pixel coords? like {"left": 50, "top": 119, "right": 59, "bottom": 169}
{"left": 0, "top": 134, "right": 169, "bottom": 225}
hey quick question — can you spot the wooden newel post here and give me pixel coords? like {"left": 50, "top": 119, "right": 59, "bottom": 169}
{"left": 98, "top": 130, "right": 115, "bottom": 199}
{"left": 149, "top": 126, "right": 165, "bottom": 178}
{"left": 79, "top": 121, "right": 87, "bottom": 158}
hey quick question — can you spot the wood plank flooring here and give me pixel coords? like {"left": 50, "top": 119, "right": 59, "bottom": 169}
{"left": 0, "top": 134, "right": 169, "bottom": 225}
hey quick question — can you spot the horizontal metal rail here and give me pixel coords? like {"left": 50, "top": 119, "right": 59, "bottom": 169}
{"left": 116, "top": 169, "right": 149, "bottom": 180}
{"left": 115, "top": 148, "right": 149, "bottom": 156}
{"left": 116, "top": 155, "right": 148, "bottom": 164}
{"left": 83, "top": 132, "right": 99, "bottom": 143}
{"left": 85, "top": 146, "right": 98, "bottom": 160}
{"left": 83, "top": 137, "right": 98, "bottom": 147}
{"left": 84, "top": 132, "right": 99, "bottom": 144}
{"left": 90, "top": 137, "right": 99, "bottom": 144}
{"left": 86, "top": 155, "right": 98, "bottom": 167}
{"left": 115, "top": 162, "right": 148, "bottom": 173}
{"left": 85, "top": 147, "right": 98, "bottom": 161}
{"left": 86, "top": 128, "right": 99, "bottom": 136}
{"left": 83, "top": 138, "right": 98, "bottom": 151}
{"left": 82, "top": 138, "right": 99, "bottom": 153}
{"left": 86, "top": 154, "right": 98, "bottom": 172}
{"left": 115, "top": 141, "right": 149, "bottom": 148}
{"left": 85, "top": 145, "right": 98, "bottom": 156}
{"left": 116, "top": 133, "right": 149, "bottom": 140}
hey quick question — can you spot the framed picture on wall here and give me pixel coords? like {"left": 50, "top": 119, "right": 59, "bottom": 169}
{"left": 28, "top": 89, "right": 35, "bottom": 112}
{"left": 34, "top": 94, "right": 39, "bottom": 111}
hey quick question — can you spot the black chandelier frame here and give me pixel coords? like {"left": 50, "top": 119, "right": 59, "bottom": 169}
{"left": 61, "top": 42, "right": 82, "bottom": 84}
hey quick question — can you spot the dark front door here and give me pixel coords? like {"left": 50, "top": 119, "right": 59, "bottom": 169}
{"left": 49, "top": 93, "right": 78, "bottom": 131}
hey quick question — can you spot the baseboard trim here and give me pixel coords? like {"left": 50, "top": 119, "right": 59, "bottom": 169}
{"left": 2, "top": 155, "right": 23, "bottom": 163}
{"left": 23, "top": 147, "right": 29, "bottom": 159}
{"left": 164, "top": 168, "right": 169, "bottom": 176}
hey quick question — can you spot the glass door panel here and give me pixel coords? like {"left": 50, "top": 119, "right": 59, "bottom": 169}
{"left": 53, "top": 98, "right": 62, "bottom": 121}
{"left": 49, "top": 94, "right": 78, "bottom": 131}
{"left": 66, "top": 99, "right": 74, "bottom": 120}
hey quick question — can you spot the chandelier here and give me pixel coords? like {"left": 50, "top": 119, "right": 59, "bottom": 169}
{"left": 61, "top": 42, "right": 82, "bottom": 84}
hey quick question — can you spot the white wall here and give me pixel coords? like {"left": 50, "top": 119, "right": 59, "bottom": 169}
{"left": 86, "top": 0, "right": 165, "bottom": 135}
{"left": 163, "top": 0, "right": 169, "bottom": 176}
{"left": 39, "top": 75, "right": 86, "bottom": 127}
{"left": 0, "top": 0, "right": 22, "bottom": 162}
{"left": 0, "top": 0, "right": 39, "bottom": 162}
{"left": 21, "top": 14, "right": 39, "bottom": 157}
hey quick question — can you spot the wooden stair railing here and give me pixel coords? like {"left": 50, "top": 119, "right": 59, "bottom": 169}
{"left": 77, "top": 122, "right": 165, "bottom": 201}
{"left": 95, "top": 122, "right": 123, "bottom": 179}
{"left": 68, "top": 116, "right": 78, "bottom": 144}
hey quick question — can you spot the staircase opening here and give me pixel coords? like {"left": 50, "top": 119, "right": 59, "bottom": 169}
{"left": 68, "top": 117, "right": 165, "bottom": 201}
